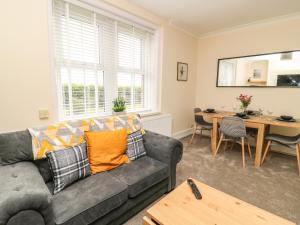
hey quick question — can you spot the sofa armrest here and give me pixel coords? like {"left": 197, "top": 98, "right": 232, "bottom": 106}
{"left": 0, "top": 162, "right": 54, "bottom": 225}
{"left": 143, "top": 131, "right": 183, "bottom": 191}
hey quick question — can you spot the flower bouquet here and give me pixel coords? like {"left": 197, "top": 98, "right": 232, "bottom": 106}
{"left": 237, "top": 94, "right": 252, "bottom": 112}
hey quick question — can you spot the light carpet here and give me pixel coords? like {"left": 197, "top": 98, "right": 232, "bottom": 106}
{"left": 124, "top": 135, "right": 300, "bottom": 225}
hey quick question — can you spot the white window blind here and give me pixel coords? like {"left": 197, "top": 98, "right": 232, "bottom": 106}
{"left": 52, "top": 0, "right": 157, "bottom": 120}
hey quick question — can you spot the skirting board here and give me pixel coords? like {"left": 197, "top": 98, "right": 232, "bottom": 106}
{"left": 172, "top": 128, "right": 193, "bottom": 139}
{"left": 173, "top": 128, "right": 212, "bottom": 140}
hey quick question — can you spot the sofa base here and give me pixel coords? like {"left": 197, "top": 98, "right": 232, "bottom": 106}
{"left": 7, "top": 210, "right": 45, "bottom": 225}
{"left": 91, "top": 178, "right": 169, "bottom": 225}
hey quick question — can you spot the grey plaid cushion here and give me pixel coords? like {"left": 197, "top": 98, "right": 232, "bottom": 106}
{"left": 46, "top": 142, "right": 91, "bottom": 194}
{"left": 126, "top": 130, "right": 146, "bottom": 161}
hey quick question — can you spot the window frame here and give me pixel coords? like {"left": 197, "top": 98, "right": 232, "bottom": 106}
{"left": 116, "top": 27, "right": 147, "bottom": 111}
{"left": 49, "top": 0, "right": 162, "bottom": 121}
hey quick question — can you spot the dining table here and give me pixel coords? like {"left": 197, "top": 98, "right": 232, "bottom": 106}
{"left": 195, "top": 111, "right": 300, "bottom": 167}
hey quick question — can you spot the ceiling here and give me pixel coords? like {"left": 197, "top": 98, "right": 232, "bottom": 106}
{"left": 127, "top": 0, "right": 300, "bottom": 37}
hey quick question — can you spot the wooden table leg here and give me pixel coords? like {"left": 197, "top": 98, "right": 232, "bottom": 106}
{"left": 254, "top": 123, "right": 266, "bottom": 167}
{"left": 211, "top": 118, "right": 218, "bottom": 155}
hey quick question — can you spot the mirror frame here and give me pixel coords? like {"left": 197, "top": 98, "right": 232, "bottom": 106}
{"left": 216, "top": 50, "right": 300, "bottom": 88}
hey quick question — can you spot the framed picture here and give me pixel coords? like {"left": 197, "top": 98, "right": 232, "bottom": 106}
{"left": 177, "top": 62, "right": 188, "bottom": 81}
{"left": 253, "top": 69, "right": 262, "bottom": 79}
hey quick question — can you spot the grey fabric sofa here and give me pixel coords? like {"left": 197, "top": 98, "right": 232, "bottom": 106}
{"left": 0, "top": 130, "right": 183, "bottom": 225}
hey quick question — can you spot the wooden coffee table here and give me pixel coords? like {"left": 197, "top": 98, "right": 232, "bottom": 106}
{"left": 143, "top": 179, "right": 295, "bottom": 225}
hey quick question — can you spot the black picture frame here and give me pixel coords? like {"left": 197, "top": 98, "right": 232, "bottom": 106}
{"left": 216, "top": 49, "right": 300, "bottom": 88}
{"left": 177, "top": 62, "right": 188, "bottom": 81}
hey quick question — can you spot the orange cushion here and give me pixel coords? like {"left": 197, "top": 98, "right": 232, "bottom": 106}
{"left": 85, "top": 129, "right": 129, "bottom": 174}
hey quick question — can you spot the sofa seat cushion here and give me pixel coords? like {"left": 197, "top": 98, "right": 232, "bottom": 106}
{"left": 108, "top": 156, "right": 168, "bottom": 198}
{"left": 50, "top": 172, "right": 128, "bottom": 225}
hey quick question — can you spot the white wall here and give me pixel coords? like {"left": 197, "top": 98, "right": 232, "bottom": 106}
{"left": 268, "top": 57, "right": 300, "bottom": 86}
{"left": 0, "top": 0, "right": 198, "bottom": 134}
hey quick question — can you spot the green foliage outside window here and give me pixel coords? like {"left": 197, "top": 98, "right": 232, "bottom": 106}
{"left": 62, "top": 84, "right": 143, "bottom": 116}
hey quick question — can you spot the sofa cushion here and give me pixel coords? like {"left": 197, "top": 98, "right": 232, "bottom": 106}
{"left": 126, "top": 130, "right": 146, "bottom": 161}
{"left": 0, "top": 130, "right": 33, "bottom": 165}
{"left": 46, "top": 142, "right": 91, "bottom": 194}
{"left": 108, "top": 156, "right": 168, "bottom": 198}
{"left": 89, "top": 113, "right": 143, "bottom": 133}
{"left": 85, "top": 129, "right": 129, "bottom": 174}
{"left": 34, "top": 159, "right": 52, "bottom": 183}
{"left": 28, "top": 120, "right": 89, "bottom": 160}
{"left": 50, "top": 172, "right": 128, "bottom": 225}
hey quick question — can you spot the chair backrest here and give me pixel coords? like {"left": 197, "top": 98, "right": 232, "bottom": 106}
{"left": 220, "top": 116, "right": 246, "bottom": 138}
{"left": 194, "top": 108, "right": 201, "bottom": 113}
{"left": 194, "top": 108, "right": 206, "bottom": 125}
{"left": 295, "top": 133, "right": 300, "bottom": 143}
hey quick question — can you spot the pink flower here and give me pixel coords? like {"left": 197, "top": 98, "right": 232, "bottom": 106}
{"left": 237, "top": 94, "right": 252, "bottom": 107}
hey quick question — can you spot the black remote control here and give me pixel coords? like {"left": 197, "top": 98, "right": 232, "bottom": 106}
{"left": 187, "top": 179, "right": 202, "bottom": 200}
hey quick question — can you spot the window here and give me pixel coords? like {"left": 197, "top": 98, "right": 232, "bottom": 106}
{"left": 218, "top": 61, "right": 237, "bottom": 86}
{"left": 117, "top": 23, "right": 150, "bottom": 110}
{"left": 52, "top": 0, "right": 159, "bottom": 120}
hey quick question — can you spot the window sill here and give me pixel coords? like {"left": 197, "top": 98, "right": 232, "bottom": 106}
{"left": 59, "top": 110, "right": 162, "bottom": 122}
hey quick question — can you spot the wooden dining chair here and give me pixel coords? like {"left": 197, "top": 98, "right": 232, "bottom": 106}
{"left": 261, "top": 133, "right": 300, "bottom": 175}
{"left": 190, "top": 108, "right": 213, "bottom": 144}
{"left": 214, "top": 117, "right": 252, "bottom": 168}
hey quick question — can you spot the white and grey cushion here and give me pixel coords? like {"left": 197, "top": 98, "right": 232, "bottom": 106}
{"left": 46, "top": 142, "right": 91, "bottom": 194}
{"left": 126, "top": 130, "right": 146, "bottom": 161}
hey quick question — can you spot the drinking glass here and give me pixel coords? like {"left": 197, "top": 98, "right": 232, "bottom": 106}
{"left": 267, "top": 109, "right": 273, "bottom": 120}
{"left": 258, "top": 108, "right": 264, "bottom": 117}
{"left": 267, "top": 109, "right": 273, "bottom": 116}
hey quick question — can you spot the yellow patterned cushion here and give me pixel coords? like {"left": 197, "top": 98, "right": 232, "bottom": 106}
{"left": 28, "top": 114, "right": 143, "bottom": 160}
{"left": 28, "top": 120, "right": 90, "bottom": 160}
{"left": 89, "top": 113, "right": 144, "bottom": 134}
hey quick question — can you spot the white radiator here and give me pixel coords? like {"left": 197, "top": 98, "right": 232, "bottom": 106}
{"left": 141, "top": 113, "right": 172, "bottom": 137}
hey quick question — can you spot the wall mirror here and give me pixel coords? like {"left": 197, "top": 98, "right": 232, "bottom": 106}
{"left": 217, "top": 50, "right": 300, "bottom": 87}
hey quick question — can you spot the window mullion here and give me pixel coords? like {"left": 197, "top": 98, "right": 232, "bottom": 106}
{"left": 111, "top": 21, "right": 118, "bottom": 110}
{"left": 80, "top": 18, "right": 87, "bottom": 115}
{"left": 130, "top": 26, "right": 135, "bottom": 110}
{"left": 144, "top": 35, "right": 149, "bottom": 110}
{"left": 131, "top": 73, "right": 135, "bottom": 110}
{"left": 84, "top": 69, "right": 87, "bottom": 114}
{"left": 93, "top": 13, "right": 99, "bottom": 114}
{"left": 65, "top": 2, "right": 73, "bottom": 117}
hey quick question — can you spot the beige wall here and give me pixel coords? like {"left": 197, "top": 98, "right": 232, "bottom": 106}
{"left": 196, "top": 17, "right": 300, "bottom": 153}
{"left": 196, "top": 17, "right": 300, "bottom": 119}
{"left": 0, "top": 0, "right": 198, "bottom": 134}
{"left": 0, "top": 0, "right": 55, "bottom": 132}
{"left": 160, "top": 25, "right": 197, "bottom": 134}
